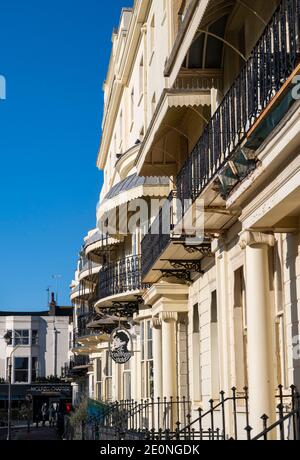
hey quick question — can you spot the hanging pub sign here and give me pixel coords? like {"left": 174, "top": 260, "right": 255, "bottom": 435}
{"left": 109, "top": 327, "right": 133, "bottom": 364}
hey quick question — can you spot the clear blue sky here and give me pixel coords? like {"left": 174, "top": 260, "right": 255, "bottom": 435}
{"left": 0, "top": 0, "right": 128, "bottom": 310}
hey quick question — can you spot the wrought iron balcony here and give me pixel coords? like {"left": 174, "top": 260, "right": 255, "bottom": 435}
{"left": 76, "top": 311, "right": 103, "bottom": 340}
{"left": 98, "top": 255, "right": 145, "bottom": 300}
{"left": 177, "top": 0, "right": 300, "bottom": 204}
{"left": 141, "top": 192, "right": 175, "bottom": 280}
{"left": 141, "top": 0, "right": 300, "bottom": 281}
{"left": 61, "top": 355, "right": 90, "bottom": 379}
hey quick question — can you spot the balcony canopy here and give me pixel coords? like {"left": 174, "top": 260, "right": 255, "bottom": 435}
{"left": 97, "top": 174, "right": 170, "bottom": 222}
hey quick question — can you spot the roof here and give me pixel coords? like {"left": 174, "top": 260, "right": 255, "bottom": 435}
{"left": 0, "top": 307, "right": 73, "bottom": 318}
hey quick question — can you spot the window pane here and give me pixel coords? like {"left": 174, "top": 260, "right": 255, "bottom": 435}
{"left": 141, "top": 323, "right": 145, "bottom": 361}
{"left": 141, "top": 362, "right": 145, "bottom": 399}
{"left": 123, "top": 372, "right": 131, "bottom": 400}
{"left": 147, "top": 321, "right": 153, "bottom": 360}
{"left": 147, "top": 361, "right": 154, "bottom": 398}
{"left": 106, "top": 378, "right": 112, "bottom": 401}
{"left": 14, "top": 357, "right": 28, "bottom": 369}
{"left": 14, "top": 357, "right": 28, "bottom": 383}
{"left": 15, "top": 330, "right": 29, "bottom": 346}
{"left": 96, "top": 358, "right": 102, "bottom": 382}
{"left": 15, "top": 371, "right": 28, "bottom": 383}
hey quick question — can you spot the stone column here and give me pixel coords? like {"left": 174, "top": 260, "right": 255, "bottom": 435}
{"left": 240, "top": 231, "right": 276, "bottom": 436}
{"left": 152, "top": 318, "right": 163, "bottom": 401}
{"left": 161, "top": 312, "right": 178, "bottom": 400}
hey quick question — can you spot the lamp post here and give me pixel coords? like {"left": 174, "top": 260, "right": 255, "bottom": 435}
{"left": 3, "top": 331, "right": 22, "bottom": 441}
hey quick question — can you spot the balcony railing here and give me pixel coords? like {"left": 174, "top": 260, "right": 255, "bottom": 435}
{"left": 141, "top": 0, "right": 300, "bottom": 279}
{"left": 61, "top": 355, "right": 90, "bottom": 379}
{"left": 98, "top": 255, "right": 145, "bottom": 300}
{"left": 142, "top": 192, "right": 175, "bottom": 279}
{"left": 177, "top": 0, "right": 300, "bottom": 205}
{"left": 77, "top": 311, "right": 101, "bottom": 339}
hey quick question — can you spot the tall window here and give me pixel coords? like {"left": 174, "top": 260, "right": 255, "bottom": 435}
{"left": 192, "top": 303, "right": 202, "bottom": 401}
{"left": 31, "top": 357, "right": 39, "bottom": 382}
{"left": 123, "top": 360, "right": 131, "bottom": 400}
{"left": 32, "top": 330, "right": 39, "bottom": 346}
{"left": 14, "top": 357, "right": 29, "bottom": 383}
{"left": 210, "top": 291, "right": 220, "bottom": 399}
{"left": 96, "top": 358, "right": 103, "bottom": 401}
{"left": 141, "top": 320, "right": 154, "bottom": 398}
{"left": 233, "top": 267, "right": 248, "bottom": 393}
{"left": 15, "top": 330, "right": 29, "bottom": 346}
{"left": 274, "top": 239, "right": 288, "bottom": 388}
{"left": 104, "top": 351, "right": 112, "bottom": 402}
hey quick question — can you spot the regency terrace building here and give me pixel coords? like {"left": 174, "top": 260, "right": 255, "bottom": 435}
{"left": 67, "top": 0, "right": 300, "bottom": 440}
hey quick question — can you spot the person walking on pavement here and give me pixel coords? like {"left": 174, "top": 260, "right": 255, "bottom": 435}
{"left": 41, "top": 403, "right": 48, "bottom": 427}
{"left": 49, "top": 404, "right": 56, "bottom": 428}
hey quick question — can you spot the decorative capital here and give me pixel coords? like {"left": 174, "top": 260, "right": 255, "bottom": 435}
{"left": 239, "top": 230, "right": 275, "bottom": 250}
{"left": 152, "top": 317, "right": 162, "bottom": 329}
{"left": 160, "top": 312, "right": 178, "bottom": 323}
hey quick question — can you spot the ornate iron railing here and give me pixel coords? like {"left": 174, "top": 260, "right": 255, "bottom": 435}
{"left": 77, "top": 311, "right": 101, "bottom": 339}
{"left": 98, "top": 255, "right": 145, "bottom": 299}
{"left": 141, "top": 0, "right": 300, "bottom": 280}
{"left": 70, "top": 386, "right": 300, "bottom": 441}
{"left": 177, "top": 0, "right": 300, "bottom": 205}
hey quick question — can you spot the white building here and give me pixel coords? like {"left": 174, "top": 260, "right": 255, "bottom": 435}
{"left": 0, "top": 295, "right": 73, "bottom": 385}
{"left": 69, "top": 0, "right": 300, "bottom": 441}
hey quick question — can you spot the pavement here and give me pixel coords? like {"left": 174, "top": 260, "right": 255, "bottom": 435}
{"left": 12, "top": 425, "right": 60, "bottom": 440}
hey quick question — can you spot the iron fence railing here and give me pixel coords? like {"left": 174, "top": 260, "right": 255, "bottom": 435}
{"left": 67, "top": 386, "right": 300, "bottom": 441}
{"left": 141, "top": 0, "right": 300, "bottom": 280}
{"left": 98, "top": 255, "right": 146, "bottom": 299}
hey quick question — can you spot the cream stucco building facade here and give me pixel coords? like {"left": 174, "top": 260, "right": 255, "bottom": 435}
{"left": 68, "top": 0, "right": 300, "bottom": 440}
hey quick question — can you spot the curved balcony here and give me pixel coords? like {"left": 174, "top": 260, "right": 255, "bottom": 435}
{"left": 95, "top": 255, "right": 147, "bottom": 309}
{"left": 115, "top": 144, "right": 140, "bottom": 180}
{"left": 84, "top": 230, "right": 122, "bottom": 263}
{"left": 78, "top": 260, "right": 101, "bottom": 283}
{"left": 70, "top": 284, "right": 93, "bottom": 302}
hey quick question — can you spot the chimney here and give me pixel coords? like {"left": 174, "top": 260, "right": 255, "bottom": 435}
{"left": 49, "top": 292, "right": 57, "bottom": 315}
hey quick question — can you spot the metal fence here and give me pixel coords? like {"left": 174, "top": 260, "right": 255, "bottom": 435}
{"left": 65, "top": 386, "right": 300, "bottom": 441}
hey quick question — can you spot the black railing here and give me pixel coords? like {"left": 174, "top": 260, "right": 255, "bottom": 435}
{"left": 141, "top": 0, "right": 300, "bottom": 279}
{"left": 61, "top": 355, "right": 90, "bottom": 379}
{"left": 141, "top": 192, "right": 175, "bottom": 279}
{"left": 99, "top": 255, "right": 145, "bottom": 299}
{"left": 177, "top": 0, "right": 300, "bottom": 205}
{"left": 74, "top": 386, "right": 300, "bottom": 441}
{"left": 77, "top": 311, "right": 101, "bottom": 339}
